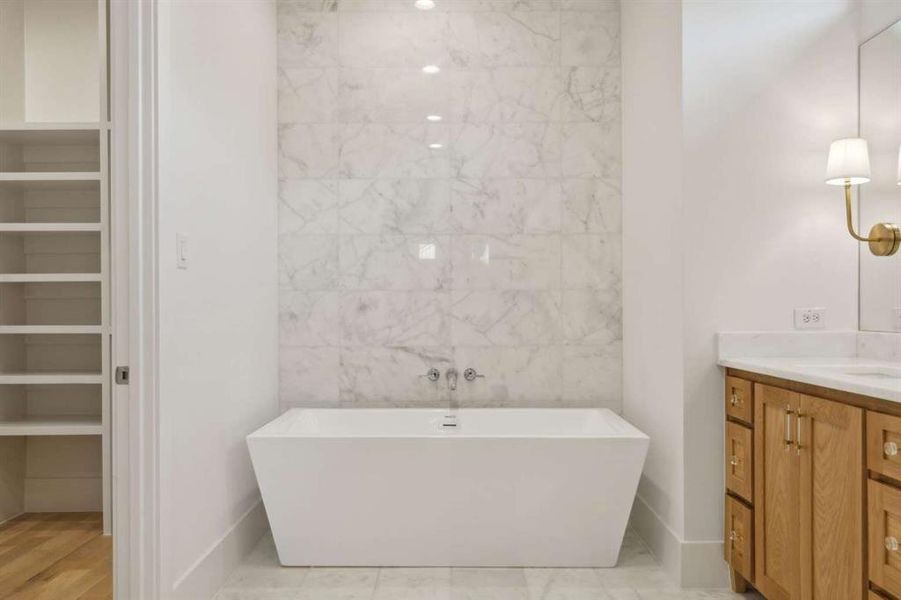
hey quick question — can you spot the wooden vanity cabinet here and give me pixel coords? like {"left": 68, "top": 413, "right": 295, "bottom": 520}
{"left": 724, "top": 374, "right": 866, "bottom": 600}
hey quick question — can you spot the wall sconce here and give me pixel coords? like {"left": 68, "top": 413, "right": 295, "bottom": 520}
{"left": 825, "top": 137, "right": 900, "bottom": 256}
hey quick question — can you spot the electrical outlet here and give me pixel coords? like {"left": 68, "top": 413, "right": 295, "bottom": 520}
{"left": 793, "top": 307, "right": 826, "bottom": 330}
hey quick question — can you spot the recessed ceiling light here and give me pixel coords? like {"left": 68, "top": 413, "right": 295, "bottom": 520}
{"left": 422, "top": 65, "right": 441, "bottom": 74}
{"left": 429, "top": 143, "right": 444, "bottom": 149}
{"left": 426, "top": 115, "right": 443, "bottom": 122}
{"left": 414, "top": 0, "right": 436, "bottom": 9}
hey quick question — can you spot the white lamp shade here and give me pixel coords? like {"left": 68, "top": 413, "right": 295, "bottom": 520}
{"left": 825, "top": 138, "right": 871, "bottom": 185}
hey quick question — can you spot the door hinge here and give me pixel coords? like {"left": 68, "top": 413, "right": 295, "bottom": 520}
{"left": 115, "top": 366, "right": 130, "bottom": 385}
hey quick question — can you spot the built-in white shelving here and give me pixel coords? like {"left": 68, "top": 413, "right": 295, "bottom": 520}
{"left": 0, "top": 172, "right": 101, "bottom": 183}
{"left": 0, "top": 223, "right": 100, "bottom": 232}
{"left": 0, "top": 325, "right": 102, "bottom": 334}
{"left": 0, "top": 0, "right": 111, "bottom": 532}
{"left": 0, "top": 415, "right": 102, "bottom": 436}
{"left": 0, "top": 273, "right": 101, "bottom": 283}
{"left": 0, "top": 372, "right": 104, "bottom": 385}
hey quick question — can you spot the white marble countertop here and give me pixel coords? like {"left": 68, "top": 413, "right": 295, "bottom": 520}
{"left": 718, "top": 356, "right": 901, "bottom": 404}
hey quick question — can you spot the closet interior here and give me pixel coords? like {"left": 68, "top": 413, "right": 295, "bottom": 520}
{"left": 0, "top": 0, "right": 111, "bottom": 533}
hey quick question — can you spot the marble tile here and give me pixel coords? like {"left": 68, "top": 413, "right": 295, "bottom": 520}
{"left": 296, "top": 568, "right": 379, "bottom": 600}
{"left": 276, "top": 0, "right": 623, "bottom": 411}
{"left": 340, "top": 179, "right": 452, "bottom": 235}
{"left": 447, "top": 12, "right": 559, "bottom": 68}
{"left": 450, "top": 234, "right": 560, "bottom": 290}
{"left": 450, "top": 290, "right": 560, "bottom": 346}
{"left": 561, "top": 66, "right": 620, "bottom": 124}
{"left": 451, "top": 568, "right": 529, "bottom": 600}
{"left": 338, "top": 12, "right": 450, "bottom": 67}
{"left": 450, "top": 178, "right": 561, "bottom": 234}
{"left": 560, "top": 0, "right": 618, "bottom": 9}
{"left": 523, "top": 568, "right": 605, "bottom": 599}
{"left": 279, "top": 346, "right": 340, "bottom": 407}
{"left": 561, "top": 287, "right": 621, "bottom": 344}
{"left": 340, "top": 291, "right": 450, "bottom": 346}
{"left": 281, "top": 0, "right": 338, "bottom": 11}
{"left": 338, "top": 346, "right": 451, "bottom": 406}
{"left": 339, "top": 235, "right": 451, "bottom": 290}
{"left": 562, "top": 178, "right": 620, "bottom": 233}
{"left": 450, "top": 68, "right": 562, "bottom": 123}
{"left": 278, "top": 67, "right": 338, "bottom": 123}
{"left": 452, "top": 345, "right": 563, "bottom": 405}
{"left": 561, "top": 343, "right": 621, "bottom": 407}
{"left": 339, "top": 68, "right": 449, "bottom": 124}
{"left": 277, "top": 7, "right": 338, "bottom": 67}
{"left": 280, "top": 291, "right": 342, "bottom": 346}
{"left": 340, "top": 124, "right": 451, "bottom": 179}
{"left": 561, "top": 234, "right": 621, "bottom": 289}
{"left": 279, "top": 179, "right": 339, "bottom": 235}
{"left": 561, "top": 121, "right": 621, "bottom": 179}
{"left": 445, "top": 0, "right": 562, "bottom": 9}
{"left": 278, "top": 234, "right": 339, "bottom": 290}
{"left": 221, "top": 560, "right": 308, "bottom": 591}
{"left": 452, "top": 123, "right": 561, "bottom": 179}
{"left": 279, "top": 123, "right": 340, "bottom": 178}
{"left": 373, "top": 568, "right": 452, "bottom": 600}
{"left": 216, "top": 533, "right": 762, "bottom": 600}
{"left": 561, "top": 7, "right": 620, "bottom": 67}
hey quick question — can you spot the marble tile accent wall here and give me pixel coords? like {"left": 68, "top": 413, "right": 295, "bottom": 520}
{"left": 277, "top": 0, "right": 622, "bottom": 409}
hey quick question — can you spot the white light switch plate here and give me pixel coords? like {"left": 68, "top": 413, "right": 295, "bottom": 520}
{"left": 793, "top": 307, "right": 825, "bottom": 330}
{"left": 176, "top": 233, "right": 188, "bottom": 269}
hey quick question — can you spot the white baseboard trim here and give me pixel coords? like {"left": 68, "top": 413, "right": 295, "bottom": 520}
{"left": 629, "top": 495, "right": 729, "bottom": 589}
{"left": 169, "top": 498, "right": 269, "bottom": 600}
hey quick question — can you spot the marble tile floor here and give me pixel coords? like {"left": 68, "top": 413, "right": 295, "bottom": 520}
{"left": 213, "top": 529, "right": 764, "bottom": 600}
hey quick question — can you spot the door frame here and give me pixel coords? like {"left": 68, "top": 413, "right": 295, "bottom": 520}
{"left": 110, "top": 0, "right": 161, "bottom": 597}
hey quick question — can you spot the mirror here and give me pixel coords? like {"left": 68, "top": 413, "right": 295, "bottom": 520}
{"left": 860, "top": 21, "right": 901, "bottom": 331}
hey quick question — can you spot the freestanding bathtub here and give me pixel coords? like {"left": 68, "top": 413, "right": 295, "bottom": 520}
{"left": 247, "top": 408, "right": 649, "bottom": 567}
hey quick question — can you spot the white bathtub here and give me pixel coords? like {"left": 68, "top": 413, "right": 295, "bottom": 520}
{"left": 247, "top": 408, "right": 648, "bottom": 567}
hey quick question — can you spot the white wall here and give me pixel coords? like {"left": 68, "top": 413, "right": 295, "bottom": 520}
{"left": 156, "top": 1, "right": 278, "bottom": 597}
{"left": 623, "top": 0, "right": 860, "bottom": 586}
{"left": 862, "top": 0, "right": 901, "bottom": 41}
{"left": 621, "top": 0, "right": 685, "bottom": 567}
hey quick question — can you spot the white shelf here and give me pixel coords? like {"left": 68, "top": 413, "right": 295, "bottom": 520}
{"left": 0, "top": 223, "right": 101, "bottom": 232}
{"left": 0, "top": 122, "right": 106, "bottom": 131}
{"left": 0, "top": 273, "right": 101, "bottom": 283}
{"left": 0, "top": 325, "right": 102, "bottom": 334}
{"left": 0, "top": 415, "right": 102, "bottom": 436}
{"left": 0, "top": 372, "right": 103, "bottom": 385}
{"left": 0, "top": 172, "right": 100, "bottom": 182}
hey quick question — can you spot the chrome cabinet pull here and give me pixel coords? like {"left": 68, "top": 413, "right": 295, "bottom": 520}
{"left": 730, "top": 392, "right": 741, "bottom": 407}
{"left": 886, "top": 441, "right": 899, "bottom": 457}
{"left": 784, "top": 406, "right": 794, "bottom": 450}
{"left": 796, "top": 412, "right": 804, "bottom": 456}
{"left": 730, "top": 455, "right": 740, "bottom": 466}
{"left": 886, "top": 536, "right": 899, "bottom": 552}
{"left": 729, "top": 530, "right": 740, "bottom": 543}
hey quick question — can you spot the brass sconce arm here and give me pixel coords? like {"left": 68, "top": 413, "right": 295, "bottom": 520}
{"left": 843, "top": 183, "right": 901, "bottom": 256}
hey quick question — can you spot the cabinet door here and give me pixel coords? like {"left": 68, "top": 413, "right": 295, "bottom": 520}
{"left": 869, "top": 479, "right": 901, "bottom": 599}
{"left": 754, "top": 383, "right": 801, "bottom": 600}
{"left": 798, "top": 394, "right": 864, "bottom": 600}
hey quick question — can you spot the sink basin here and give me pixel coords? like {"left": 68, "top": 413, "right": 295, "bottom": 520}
{"left": 811, "top": 365, "right": 901, "bottom": 380}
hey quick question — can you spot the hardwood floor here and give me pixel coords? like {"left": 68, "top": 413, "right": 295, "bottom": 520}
{"left": 0, "top": 512, "right": 111, "bottom": 600}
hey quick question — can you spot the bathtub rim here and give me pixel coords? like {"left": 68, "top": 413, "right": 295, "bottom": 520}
{"left": 247, "top": 407, "right": 649, "bottom": 441}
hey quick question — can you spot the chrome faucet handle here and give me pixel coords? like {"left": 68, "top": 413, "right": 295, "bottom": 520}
{"left": 463, "top": 368, "right": 484, "bottom": 382}
{"left": 422, "top": 368, "right": 440, "bottom": 382}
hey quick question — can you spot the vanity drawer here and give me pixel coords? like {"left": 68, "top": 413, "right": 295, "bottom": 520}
{"left": 724, "top": 495, "right": 753, "bottom": 583}
{"left": 869, "top": 480, "right": 901, "bottom": 599}
{"left": 725, "top": 421, "right": 753, "bottom": 502}
{"left": 725, "top": 376, "right": 753, "bottom": 424}
{"left": 868, "top": 412, "right": 901, "bottom": 481}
